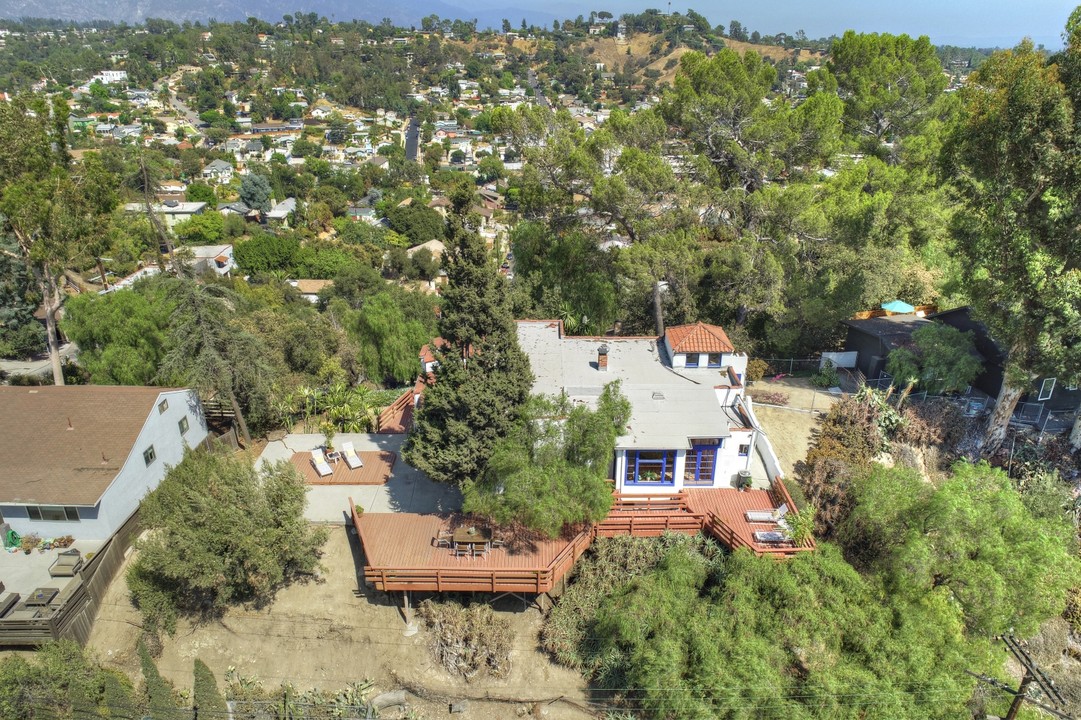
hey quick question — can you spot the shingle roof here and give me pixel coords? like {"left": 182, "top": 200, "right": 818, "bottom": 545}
{"left": 665, "top": 322, "right": 735, "bottom": 354}
{"left": 0, "top": 386, "right": 171, "bottom": 505}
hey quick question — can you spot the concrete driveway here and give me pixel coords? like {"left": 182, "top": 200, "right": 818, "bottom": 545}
{"left": 257, "top": 433, "right": 461, "bottom": 524}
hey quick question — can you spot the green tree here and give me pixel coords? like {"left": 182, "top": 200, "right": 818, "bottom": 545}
{"left": 173, "top": 211, "right": 224, "bottom": 245}
{"left": 885, "top": 323, "right": 982, "bottom": 394}
{"left": 128, "top": 449, "right": 327, "bottom": 635}
{"left": 354, "top": 291, "right": 435, "bottom": 385}
{"left": 139, "top": 641, "right": 184, "bottom": 720}
{"left": 62, "top": 282, "right": 174, "bottom": 385}
{"left": 385, "top": 203, "right": 446, "bottom": 246}
{"left": 234, "top": 232, "right": 300, "bottom": 275}
{"left": 156, "top": 278, "right": 274, "bottom": 443}
{"left": 0, "top": 95, "right": 118, "bottom": 384}
{"left": 463, "top": 383, "right": 630, "bottom": 537}
{"left": 949, "top": 40, "right": 1081, "bottom": 453}
{"left": 820, "top": 31, "right": 948, "bottom": 145}
{"left": 840, "top": 462, "right": 1079, "bottom": 637}
{"left": 404, "top": 219, "right": 533, "bottom": 485}
{"left": 193, "top": 659, "right": 228, "bottom": 718}
{"left": 185, "top": 182, "right": 216, "bottom": 206}
{"left": 0, "top": 232, "right": 44, "bottom": 359}
{"left": 239, "top": 172, "right": 272, "bottom": 212}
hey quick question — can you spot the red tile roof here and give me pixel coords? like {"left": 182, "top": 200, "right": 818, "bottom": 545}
{"left": 0, "top": 386, "right": 173, "bottom": 505}
{"left": 664, "top": 322, "right": 735, "bottom": 354}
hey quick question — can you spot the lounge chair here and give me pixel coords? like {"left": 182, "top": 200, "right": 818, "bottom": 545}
{"left": 311, "top": 449, "right": 333, "bottom": 477}
{"left": 746, "top": 503, "right": 789, "bottom": 523}
{"left": 753, "top": 530, "right": 790, "bottom": 544}
{"left": 49, "top": 549, "right": 83, "bottom": 577}
{"left": 340, "top": 441, "right": 363, "bottom": 470}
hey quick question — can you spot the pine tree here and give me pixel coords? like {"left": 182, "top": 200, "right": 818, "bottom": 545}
{"left": 138, "top": 642, "right": 185, "bottom": 720}
{"left": 193, "top": 659, "right": 229, "bottom": 719}
{"left": 404, "top": 218, "right": 532, "bottom": 485}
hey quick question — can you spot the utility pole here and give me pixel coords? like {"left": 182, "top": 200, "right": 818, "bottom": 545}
{"left": 967, "top": 635, "right": 1072, "bottom": 720}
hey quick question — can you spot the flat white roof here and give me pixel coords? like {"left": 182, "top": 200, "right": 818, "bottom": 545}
{"left": 516, "top": 321, "right": 743, "bottom": 450}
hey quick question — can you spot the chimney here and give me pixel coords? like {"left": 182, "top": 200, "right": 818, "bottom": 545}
{"left": 653, "top": 281, "right": 665, "bottom": 336}
{"left": 598, "top": 344, "right": 609, "bottom": 372}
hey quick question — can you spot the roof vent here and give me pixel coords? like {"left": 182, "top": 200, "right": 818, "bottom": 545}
{"left": 163, "top": 200, "right": 179, "bottom": 208}
{"left": 652, "top": 391, "right": 665, "bottom": 401}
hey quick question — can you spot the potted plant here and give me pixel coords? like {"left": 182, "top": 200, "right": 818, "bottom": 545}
{"left": 321, "top": 420, "right": 337, "bottom": 453}
{"left": 639, "top": 470, "right": 660, "bottom": 484}
{"left": 354, "top": 503, "right": 364, "bottom": 516}
{"left": 20, "top": 533, "right": 41, "bottom": 555}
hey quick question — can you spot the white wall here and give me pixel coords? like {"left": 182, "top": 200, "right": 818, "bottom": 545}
{"left": 2, "top": 390, "right": 208, "bottom": 540}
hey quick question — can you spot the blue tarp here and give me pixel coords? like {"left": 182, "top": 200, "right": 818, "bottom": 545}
{"left": 881, "top": 300, "right": 915, "bottom": 313}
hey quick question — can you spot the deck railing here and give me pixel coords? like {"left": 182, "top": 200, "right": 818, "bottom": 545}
{"left": 376, "top": 389, "right": 414, "bottom": 432}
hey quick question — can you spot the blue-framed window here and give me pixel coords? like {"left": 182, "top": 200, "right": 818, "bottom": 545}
{"left": 684, "top": 353, "right": 700, "bottom": 368}
{"left": 707, "top": 353, "right": 722, "bottom": 368}
{"left": 684, "top": 441, "right": 719, "bottom": 486}
{"left": 738, "top": 443, "right": 751, "bottom": 457}
{"left": 625, "top": 450, "right": 676, "bottom": 485}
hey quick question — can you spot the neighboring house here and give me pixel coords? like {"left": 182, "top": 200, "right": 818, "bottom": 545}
{"left": 842, "top": 314, "right": 932, "bottom": 380}
{"left": 183, "top": 244, "right": 236, "bottom": 277}
{"left": 290, "top": 279, "right": 334, "bottom": 303}
{"left": 931, "top": 307, "right": 1081, "bottom": 412}
{"left": 0, "top": 386, "right": 209, "bottom": 540}
{"left": 123, "top": 200, "right": 206, "bottom": 231}
{"left": 406, "top": 239, "right": 445, "bottom": 259}
{"left": 201, "top": 159, "right": 235, "bottom": 185}
{"left": 265, "top": 197, "right": 297, "bottom": 226}
{"left": 517, "top": 321, "right": 758, "bottom": 494}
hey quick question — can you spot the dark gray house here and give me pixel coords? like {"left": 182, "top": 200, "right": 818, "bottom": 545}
{"left": 931, "top": 307, "right": 1081, "bottom": 413}
{"left": 841, "top": 314, "right": 934, "bottom": 380}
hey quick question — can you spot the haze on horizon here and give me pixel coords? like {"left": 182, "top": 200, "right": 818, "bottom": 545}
{"left": 525, "top": 0, "right": 1076, "bottom": 48}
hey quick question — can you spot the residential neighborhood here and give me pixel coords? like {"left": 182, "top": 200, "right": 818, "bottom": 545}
{"left": 0, "top": 6, "right": 1078, "bottom": 720}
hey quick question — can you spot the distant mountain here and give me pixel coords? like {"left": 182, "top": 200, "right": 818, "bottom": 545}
{"left": 0, "top": 0, "right": 559, "bottom": 29}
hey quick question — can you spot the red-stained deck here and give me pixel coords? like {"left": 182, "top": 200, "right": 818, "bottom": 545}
{"left": 290, "top": 451, "right": 396, "bottom": 485}
{"left": 353, "top": 483, "right": 813, "bottom": 594}
{"left": 353, "top": 504, "right": 592, "bottom": 593}
{"left": 686, "top": 485, "right": 815, "bottom": 558}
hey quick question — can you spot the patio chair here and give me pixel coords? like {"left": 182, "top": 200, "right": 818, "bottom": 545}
{"left": 311, "top": 449, "right": 333, "bottom": 477}
{"left": 745, "top": 503, "right": 789, "bottom": 523}
{"left": 49, "top": 549, "right": 83, "bottom": 578}
{"left": 340, "top": 441, "right": 363, "bottom": 470}
{"left": 753, "top": 530, "right": 790, "bottom": 544}
{"left": 453, "top": 543, "right": 472, "bottom": 560}
{"left": 433, "top": 536, "right": 452, "bottom": 548}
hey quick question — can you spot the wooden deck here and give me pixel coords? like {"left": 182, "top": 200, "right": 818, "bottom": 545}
{"left": 687, "top": 484, "right": 815, "bottom": 558}
{"left": 353, "top": 484, "right": 813, "bottom": 594}
{"left": 353, "top": 503, "right": 592, "bottom": 593}
{"left": 289, "top": 451, "right": 396, "bottom": 486}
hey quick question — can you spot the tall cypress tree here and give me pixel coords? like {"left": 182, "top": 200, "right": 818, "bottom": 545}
{"left": 404, "top": 217, "right": 532, "bottom": 486}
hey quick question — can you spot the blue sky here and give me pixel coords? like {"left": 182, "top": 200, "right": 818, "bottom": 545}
{"left": 525, "top": 0, "right": 1077, "bottom": 47}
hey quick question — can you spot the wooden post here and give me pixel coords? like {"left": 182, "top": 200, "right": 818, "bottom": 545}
{"left": 1005, "top": 672, "right": 1034, "bottom": 720}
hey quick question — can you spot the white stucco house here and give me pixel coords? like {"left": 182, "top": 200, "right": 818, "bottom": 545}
{"left": 0, "top": 386, "right": 209, "bottom": 540}
{"left": 516, "top": 321, "right": 761, "bottom": 494}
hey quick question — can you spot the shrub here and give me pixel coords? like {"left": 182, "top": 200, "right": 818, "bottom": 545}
{"left": 417, "top": 600, "right": 511, "bottom": 680}
{"left": 128, "top": 449, "right": 327, "bottom": 635}
{"left": 745, "top": 358, "right": 769, "bottom": 383}
{"left": 749, "top": 390, "right": 789, "bottom": 405}
{"left": 193, "top": 659, "right": 229, "bottom": 718}
{"left": 810, "top": 359, "right": 840, "bottom": 388}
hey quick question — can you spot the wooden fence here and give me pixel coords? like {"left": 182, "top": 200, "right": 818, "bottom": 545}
{"left": 0, "top": 511, "right": 141, "bottom": 647}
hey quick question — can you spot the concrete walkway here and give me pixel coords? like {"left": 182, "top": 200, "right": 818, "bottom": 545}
{"left": 257, "top": 433, "right": 461, "bottom": 524}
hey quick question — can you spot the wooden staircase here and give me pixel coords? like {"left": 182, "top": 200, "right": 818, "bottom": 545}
{"left": 594, "top": 492, "right": 706, "bottom": 538}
